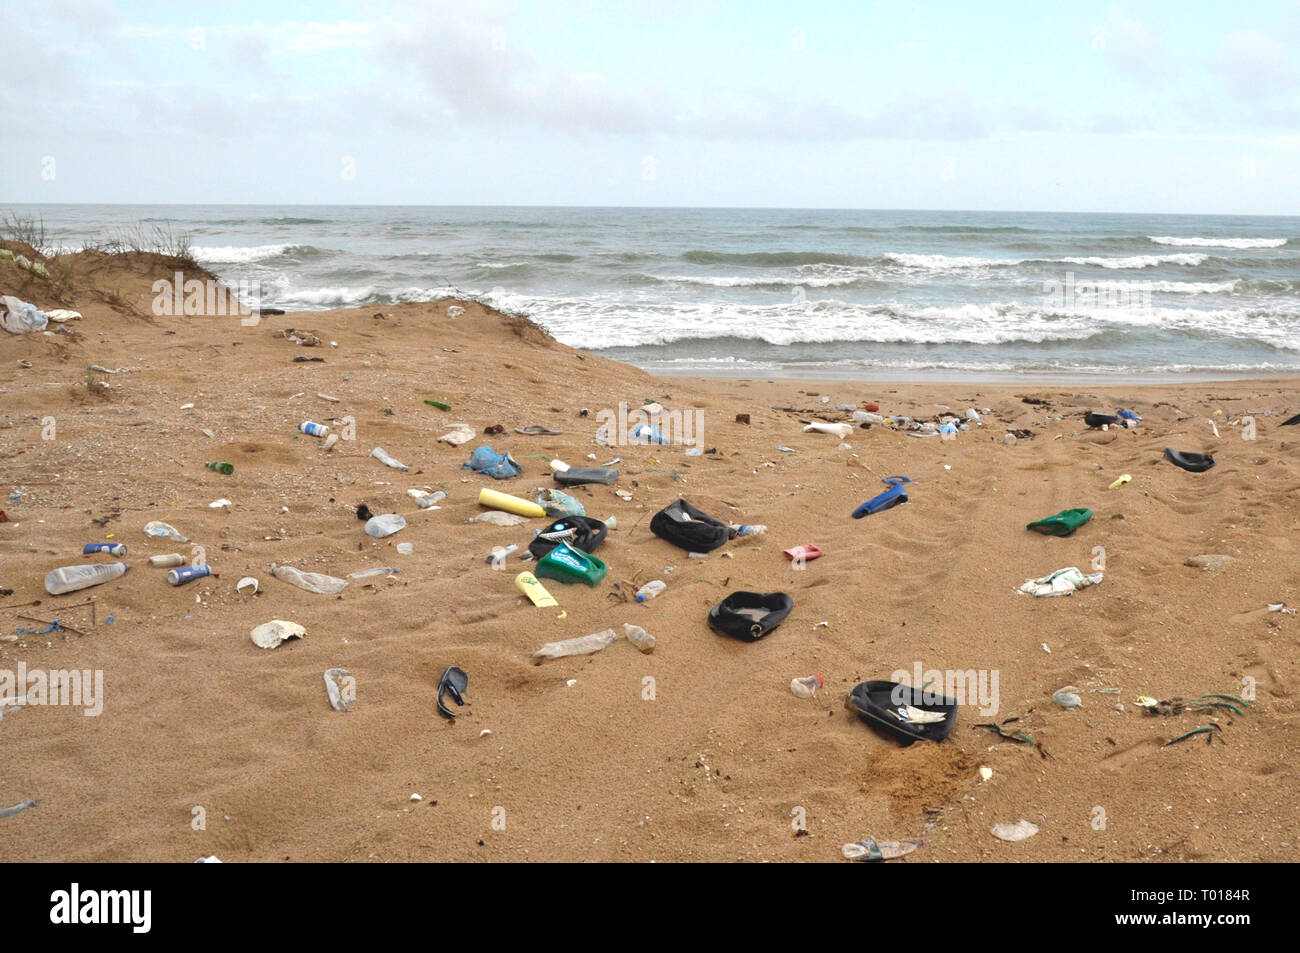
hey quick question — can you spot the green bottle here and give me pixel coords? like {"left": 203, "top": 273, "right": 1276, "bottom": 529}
{"left": 424, "top": 399, "right": 451, "bottom": 411}
{"left": 206, "top": 461, "right": 234, "bottom": 475}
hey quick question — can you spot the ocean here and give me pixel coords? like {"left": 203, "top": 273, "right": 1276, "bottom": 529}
{"left": 12, "top": 204, "right": 1300, "bottom": 380}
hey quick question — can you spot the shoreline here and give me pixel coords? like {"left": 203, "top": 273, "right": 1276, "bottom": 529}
{"left": 637, "top": 365, "right": 1300, "bottom": 386}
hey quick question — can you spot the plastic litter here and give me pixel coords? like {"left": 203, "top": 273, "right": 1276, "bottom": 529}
{"left": 1052, "top": 687, "right": 1084, "bottom": 709}
{"left": 271, "top": 565, "right": 348, "bottom": 595}
{"left": 991, "top": 819, "right": 1039, "bottom": 842}
{"left": 45, "top": 562, "right": 130, "bottom": 595}
{"left": 236, "top": 576, "right": 260, "bottom": 594}
{"left": 144, "top": 521, "right": 188, "bottom": 543}
{"left": 250, "top": 619, "right": 306, "bottom": 649}
{"left": 478, "top": 487, "right": 545, "bottom": 518}
{"left": 463, "top": 446, "right": 521, "bottom": 479}
{"left": 364, "top": 514, "right": 407, "bottom": 537}
{"left": 535, "top": 487, "right": 585, "bottom": 518}
{"left": 790, "top": 674, "right": 824, "bottom": 698}
{"left": 1018, "top": 566, "right": 1103, "bottom": 597}
{"left": 149, "top": 553, "right": 185, "bottom": 568}
{"left": 624, "top": 623, "right": 656, "bottom": 653}
{"left": 323, "top": 668, "right": 352, "bottom": 711}
{"left": 804, "top": 422, "right": 852, "bottom": 438}
{"left": 515, "top": 571, "right": 558, "bottom": 607}
{"left": 168, "top": 565, "right": 211, "bottom": 586}
{"left": 439, "top": 424, "right": 476, "bottom": 445}
{"left": 842, "top": 838, "right": 923, "bottom": 861}
{"left": 532, "top": 628, "right": 619, "bottom": 660}
{"left": 371, "top": 447, "right": 409, "bottom": 472}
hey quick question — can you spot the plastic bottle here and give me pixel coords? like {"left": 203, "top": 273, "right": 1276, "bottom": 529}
{"left": 624, "top": 623, "right": 656, "bottom": 653}
{"left": 852, "top": 411, "right": 886, "bottom": 425}
{"left": 409, "top": 489, "right": 447, "bottom": 508}
{"left": 486, "top": 544, "right": 517, "bottom": 569}
{"left": 532, "top": 629, "right": 619, "bottom": 660}
{"left": 364, "top": 514, "right": 407, "bottom": 537}
{"left": 734, "top": 524, "right": 767, "bottom": 537}
{"left": 45, "top": 562, "right": 130, "bottom": 595}
{"left": 322, "top": 433, "right": 340, "bottom": 452}
{"left": 144, "top": 520, "right": 188, "bottom": 542}
{"left": 149, "top": 553, "right": 185, "bottom": 568}
{"left": 790, "top": 674, "right": 824, "bottom": 698}
{"left": 206, "top": 462, "right": 234, "bottom": 475}
{"left": 636, "top": 580, "right": 666, "bottom": 603}
{"left": 347, "top": 567, "right": 398, "bottom": 580}
{"left": 371, "top": 447, "right": 409, "bottom": 472}
{"left": 630, "top": 423, "right": 668, "bottom": 445}
{"left": 271, "top": 565, "right": 349, "bottom": 595}
{"left": 300, "top": 421, "right": 329, "bottom": 437}
{"left": 168, "top": 565, "right": 211, "bottom": 586}
{"left": 83, "top": 542, "right": 127, "bottom": 557}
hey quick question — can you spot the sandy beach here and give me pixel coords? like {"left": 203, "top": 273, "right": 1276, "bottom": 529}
{"left": 2, "top": 246, "right": 1298, "bottom": 863}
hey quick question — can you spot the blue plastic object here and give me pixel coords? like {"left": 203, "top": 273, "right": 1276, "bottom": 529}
{"left": 462, "top": 445, "right": 521, "bottom": 480}
{"left": 852, "top": 480, "right": 909, "bottom": 518}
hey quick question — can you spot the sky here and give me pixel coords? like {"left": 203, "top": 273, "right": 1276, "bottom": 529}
{"left": 2, "top": 0, "right": 1298, "bottom": 213}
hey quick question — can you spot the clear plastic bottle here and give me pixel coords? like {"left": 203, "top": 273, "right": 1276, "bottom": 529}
{"left": 143, "top": 520, "right": 188, "bottom": 542}
{"left": 371, "top": 447, "right": 409, "bottom": 471}
{"left": 364, "top": 514, "right": 407, "bottom": 537}
{"left": 409, "top": 489, "right": 447, "bottom": 508}
{"left": 486, "top": 544, "right": 518, "bottom": 569}
{"left": 635, "top": 580, "right": 666, "bottom": 603}
{"left": 45, "top": 562, "right": 130, "bottom": 595}
{"left": 532, "top": 629, "right": 619, "bottom": 660}
{"left": 149, "top": 553, "right": 185, "bottom": 568}
{"left": 735, "top": 524, "right": 767, "bottom": 537}
{"left": 624, "top": 623, "right": 656, "bottom": 653}
{"left": 271, "top": 564, "right": 349, "bottom": 595}
{"left": 790, "top": 674, "right": 824, "bottom": 698}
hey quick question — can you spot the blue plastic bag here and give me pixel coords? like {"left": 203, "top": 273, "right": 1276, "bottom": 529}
{"left": 462, "top": 445, "right": 521, "bottom": 480}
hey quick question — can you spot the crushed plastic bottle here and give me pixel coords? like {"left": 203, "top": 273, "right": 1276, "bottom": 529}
{"left": 532, "top": 628, "right": 619, "bottom": 660}
{"left": 271, "top": 564, "right": 349, "bottom": 595}
{"left": 347, "top": 567, "right": 398, "bottom": 580}
{"left": 852, "top": 411, "right": 886, "bottom": 425}
{"left": 144, "top": 520, "right": 188, "bottom": 543}
{"left": 45, "top": 562, "right": 130, "bottom": 595}
{"left": 790, "top": 674, "right": 824, "bottom": 698}
{"left": 630, "top": 423, "right": 668, "bottom": 445}
{"left": 734, "top": 524, "right": 767, "bottom": 537}
{"left": 371, "top": 447, "right": 409, "bottom": 471}
{"left": 624, "top": 623, "right": 657, "bottom": 653}
{"left": 364, "top": 514, "right": 407, "bottom": 538}
{"left": 636, "top": 580, "right": 666, "bottom": 603}
{"left": 408, "top": 489, "right": 447, "bottom": 508}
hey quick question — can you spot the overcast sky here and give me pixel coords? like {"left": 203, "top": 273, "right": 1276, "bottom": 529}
{"left": 3, "top": 0, "right": 1298, "bottom": 213}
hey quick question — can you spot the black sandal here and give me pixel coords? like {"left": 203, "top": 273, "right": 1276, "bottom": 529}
{"left": 437, "top": 666, "right": 470, "bottom": 719}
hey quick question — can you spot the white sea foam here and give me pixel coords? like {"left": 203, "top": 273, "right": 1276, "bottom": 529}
{"left": 1149, "top": 236, "right": 1287, "bottom": 248}
{"left": 193, "top": 244, "right": 301, "bottom": 263}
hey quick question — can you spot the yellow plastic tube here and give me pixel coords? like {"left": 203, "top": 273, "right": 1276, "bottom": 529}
{"left": 516, "top": 571, "right": 558, "bottom": 607}
{"left": 478, "top": 487, "right": 546, "bottom": 518}
{"left": 1108, "top": 473, "right": 1131, "bottom": 490}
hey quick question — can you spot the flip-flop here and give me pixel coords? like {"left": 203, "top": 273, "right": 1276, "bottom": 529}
{"left": 845, "top": 680, "right": 958, "bottom": 746}
{"left": 852, "top": 480, "right": 909, "bottom": 518}
{"left": 1164, "top": 448, "right": 1215, "bottom": 473}
{"left": 436, "top": 666, "right": 470, "bottom": 719}
{"left": 1282, "top": 413, "right": 1300, "bottom": 427}
{"left": 783, "top": 544, "right": 823, "bottom": 561}
{"left": 515, "top": 425, "right": 564, "bottom": 435}
{"left": 1084, "top": 412, "right": 1121, "bottom": 428}
{"left": 708, "top": 591, "right": 794, "bottom": 642}
{"left": 1026, "top": 507, "right": 1093, "bottom": 537}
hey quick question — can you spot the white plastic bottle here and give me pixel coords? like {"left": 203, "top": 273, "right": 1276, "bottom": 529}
{"left": 271, "top": 565, "right": 349, "bottom": 595}
{"left": 532, "top": 629, "right": 619, "bottom": 660}
{"left": 45, "top": 562, "right": 130, "bottom": 595}
{"left": 364, "top": 514, "right": 407, "bottom": 537}
{"left": 371, "top": 447, "right": 409, "bottom": 471}
{"left": 635, "top": 580, "right": 666, "bottom": 603}
{"left": 790, "top": 674, "right": 824, "bottom": 699}
{"left": 624, "top": 623, "right": 656, "bottom": 653}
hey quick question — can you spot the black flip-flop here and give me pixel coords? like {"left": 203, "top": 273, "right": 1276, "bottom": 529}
{"left": 650, "top": 499, "right": 730, "bottom": 553}
{"left": 437, "top": 666, "right": 470, "bottom": 719}
{"left": 527, "top": 516, "right": 608, "bottom": 560}
{"left": 1282, "top": 413, "right": 1300, "bottom": 427}
{"left": 845, "top": 680, "right": 958, "bottom": 746}
{"left": 708, "top": 591, "right": 794, "bottom": 641}
{"left": 1164, "top": 448, "right": 1215, "bottom": 473}
{"left": 1084, "top": 412, "right": 1121, "bottom": 428}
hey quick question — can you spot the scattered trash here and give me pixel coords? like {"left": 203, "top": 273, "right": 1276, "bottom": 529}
{"left": 167, "top": 565, "right": 211, "bottom": 586}
{"left": 624, "top": 622, "right": 656, "bottom": 653}
{"left": 486, "top": 544, "right": 518, "bottom": 569}
{"left": 364, "top": 514, "right": 407, "bottom": 538}
{"left": 1018, "top": 566, "right": 1103, "bottom": 597}
{"left": 270, "top": 565, "right": 348, "bottom": 595}
{"left": 144, "top": 521, "right": 188, "bottom": 543}
{"left": 45, "top": 562, "right": 130, "bottom": 595}
{"left": 528, "top": 516, "right": 608, "bottom": 560}
{"left": 536, "top": 487, "right": 585, "bottom": 518}
{"left": 1108, "top": 473, "right": 1132, "bottom": 490}
{"left": 533, "top": 628, "right": 619, "bottom": 660}
{"left": 471, "top": 510, "right": 529, "bottom": 527}
{"left": 0, "top": 799, "right": 38, "bottom": 819}
{"left": 0, "top": 295, "right": 48, "bottom": 333}
{"left": 1184, "top": 554, "right": 1235, "bottom": 571}
{"left": 846, "top": 680, "right": 957, "bottom": 745}
{"left": 205, "top": 461, "right": 234, "bottom": 475}
{"left": 804, "top": 422, "right": 852, "bottom": 438}
{"left": 650, "top": 499, "right": 730, "bottom": 553}
{"left": 735, "top": 414, "right": 750, "bottom": 424}
{"left": 479, "top": 487, "right": 546, "bottom": 519}
{"left": 323, "top": 668, "right": 352, "bottom": 711}
{"left": 852, "top": 477, "right": 910, "bottom": 518}
{"left": 790, "top": 674, "right": 824, "bottom": 698}
{"left": 83, "top": 542, "right": 127, "bottom": 557}
{"left": 783, "top": 544, "right": 822, "bottom": 562}
{"left": 372, "top": 447, "right": 409, "bottom": 472}
{"left": 516, "top": 425, "right": 563, "bottom": 435}
{"left": 396, "top": 542, "right": 414, "bottom": 556}
{"left": 236, "top": 577, "right": 260, "bottom": 595}
{"left": 439, "top": 424, "right": 476, "bottom": 445}
{"left": 842, "top": 838, "right": 923, "bottom": 861}
{"left": 535, "top": 541, "right": 607, "bottom": 586}
{"left": 299, "top": 421, "right": 329, "bottom": 437}
{"left": 709, "top": 591, "right": 794, "bottom": 642}
{"left": 1164, "top": 448, "right": 1215, "bottom": 473}
{"left": 250, "top": 619, "right": 306, "bottom": 649}
{"left": 149, "top": 553, "right": 185, "bottom": 568}
{"left": 347, "top": 567, "right": 398, "bottom": 580}
{"left": 636, "top": 580, "right": 667, "bottom": 603}
{"left": 408, "top": 489, "right": 447, "bottom": 508}
{"left": 554, "top": 466, "right": 619, "bottom": 486}
{"left": 208, "top": 498, "right": 232, "bottom": 509}
{"left": 991, "top": 819, "right": 1039, "bottom": 842}
{"left": 1084, "top": 412, "right": 1120, "bottom": 428}
{"left": 424, "top": 399, "right": 452, "bottom": 411}
{"left": 1052, "top": 687, "right": 1084, "bottom": 709}
{"left": 1026, "top": 508, "right": 1092, "bottom": 537}
{"left": 463, "top": 446, "right": 521, "bottom": 479}
{"left": 436, "top": 666, "right": 470, "bottom": 719}
{"left": 515, "top": 571, "right": 558, "bottom": 607}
